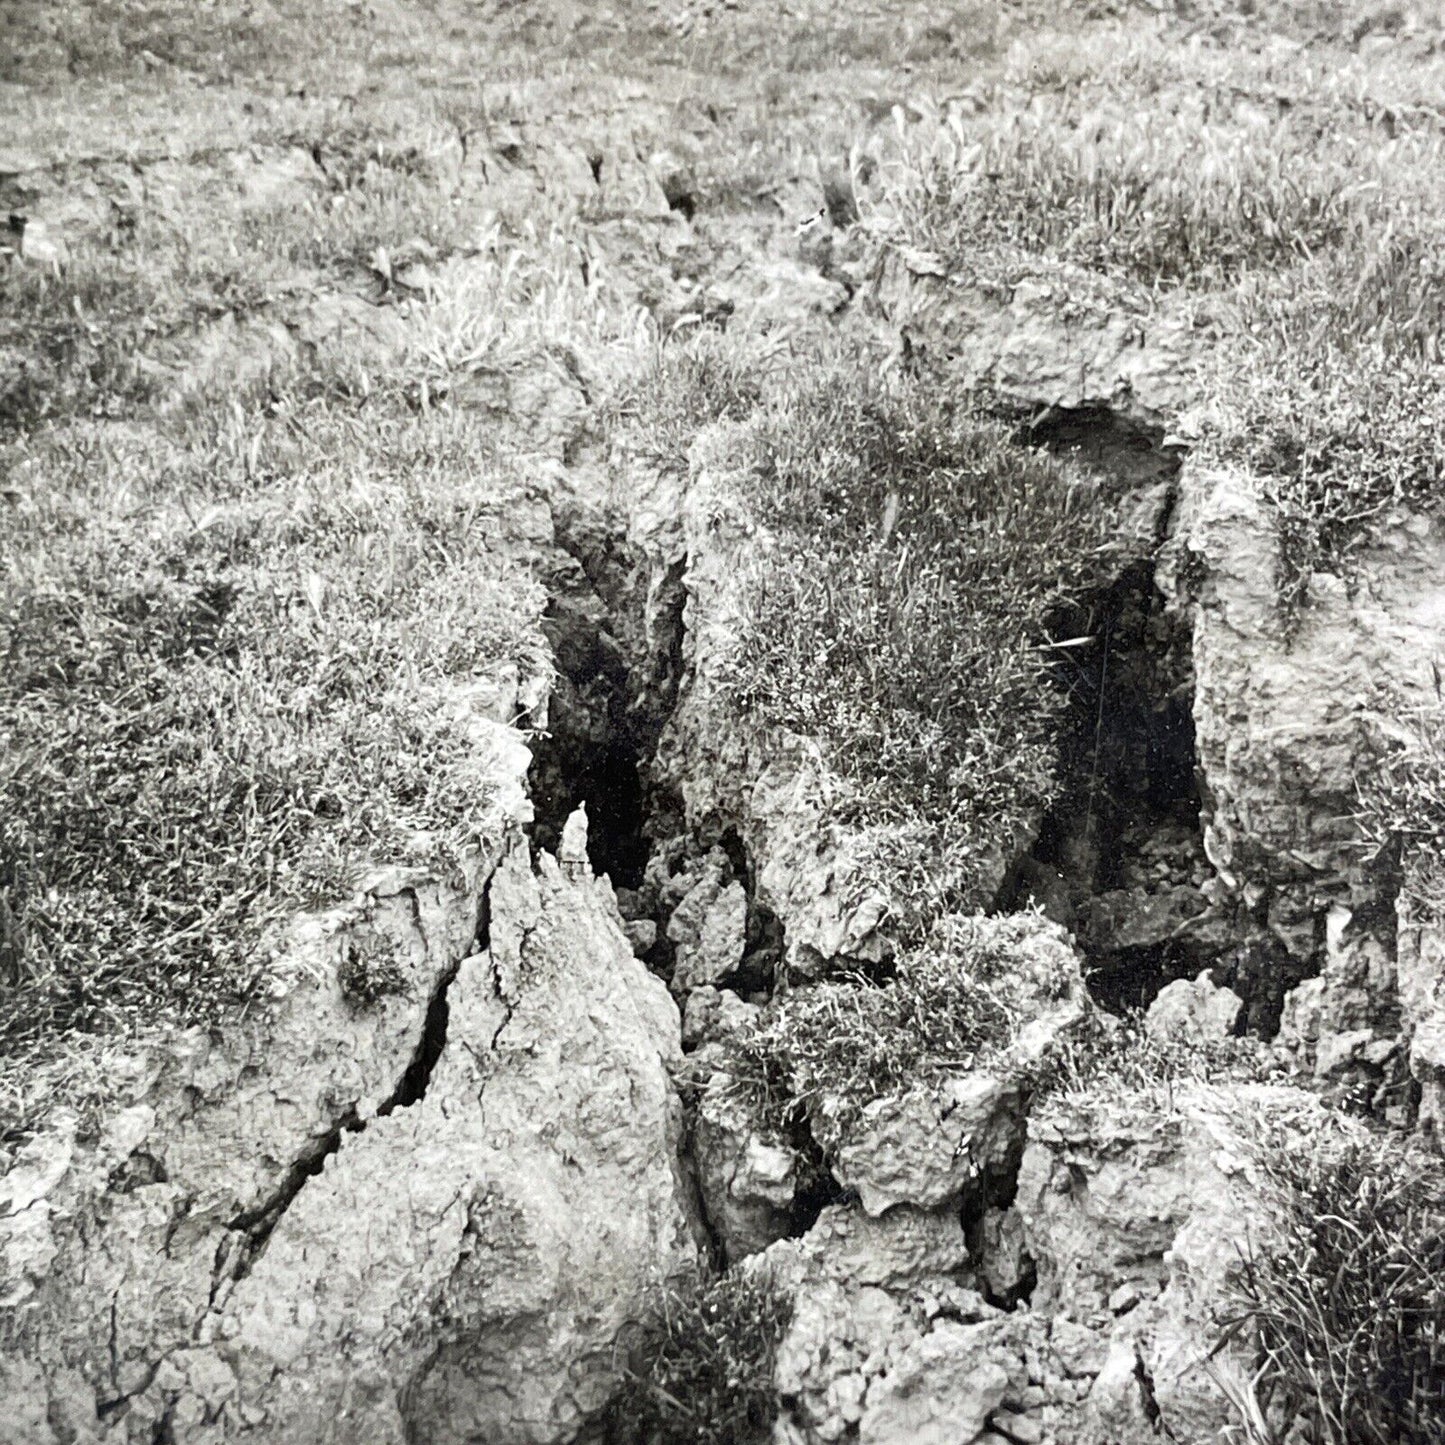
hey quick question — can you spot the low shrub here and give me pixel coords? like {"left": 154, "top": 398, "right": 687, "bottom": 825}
{"left": 1224, "top": 1128, "right": 1445, "bottom": 1445}
{"left": 606, "top": 1270, "right": 792, "bottom": 1445}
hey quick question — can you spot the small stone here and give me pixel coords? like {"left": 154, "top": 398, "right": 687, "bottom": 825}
{"left": 1089, "top": 1338, "right": 1153, "bottom": 1430}
{"left": 736, "top": 1137, "right": 796, "bottom": 1207}
{"left": 558, "top": 804, "right": 590, "bottom": 873}
{"left": 1107, "top": 1282, "right": 1140, "bottom": 1315}
{"left": 991, "top": 1410, "right": 1045, "bottom": 1445}
{"left": 1146, "top": 969, "right": 1242, "bottom": 1043}
{"left": 682, "top": 986, "right": 758, "bottom": 1048}
{"left": 18, "top": 217, "right": 68, "bottom": 271}
{"left": 623, "top": 919, "right": 656, "bottom": 956}
{"left": 668, "top": 861, "right": 746, "bottom": 992}
{"left": 831, "top": 1372, "right": 867, "bottom": 1424}
{"left": 1362, "top": 1037, "right": 1397, "bottom": 1068}
{"left": 980, "top": 1206, "right": 1030, "bottom": 1300}
{"left": 1315, "top": 1027, "right": 1372, "bottom": 1078}
{"left": 1049, "top": 1318, "right": 1107, "bottom": 1377}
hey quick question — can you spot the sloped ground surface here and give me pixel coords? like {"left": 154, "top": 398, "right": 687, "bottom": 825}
{"left": 7, "top": 2, "right": 1445, "bottom": 1444}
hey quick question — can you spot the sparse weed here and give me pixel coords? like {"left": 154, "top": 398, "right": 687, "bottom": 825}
{"left": 1224, "top": 1124, "right": 1445, "bottom": 1445}
{"left": 605, "top": 1269, "right": 792, "bottom": 1445}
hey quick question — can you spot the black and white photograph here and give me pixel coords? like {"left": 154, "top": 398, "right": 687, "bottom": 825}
{"left": 2, "top": 2, "right": 1444, "bottom": 1441}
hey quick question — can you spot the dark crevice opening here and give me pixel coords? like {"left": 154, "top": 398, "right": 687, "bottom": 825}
{"left": 1010, "top": 402, "right": 1184, "bottom": 495}
{"left": 960, "top": 1129, "right": 1037, "bottom": 1309}
{"left": 998, "top": 545, "right": 1323, "bottom": 1035}
{"left": 528, "top": 638, "right": 657, "bottom": 890}
{"left": 998, "top": 557, "right": 1215, "bottom": 1016}
{"left": 530, "top": 521, "right": 687, "bottom": 893}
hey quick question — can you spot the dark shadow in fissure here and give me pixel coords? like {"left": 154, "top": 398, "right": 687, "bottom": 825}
{"left": 996, "top": 554, "right": 1215, "bottom": 1016}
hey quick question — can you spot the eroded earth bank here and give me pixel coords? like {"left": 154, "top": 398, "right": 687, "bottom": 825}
{"left": 5, "top": 3, "right": 1445, "bottom": 1443}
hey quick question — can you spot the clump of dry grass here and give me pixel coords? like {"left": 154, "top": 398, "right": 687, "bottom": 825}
{"left": 1223, "top": 1124, "right": 1445, "bottom": 1445}
{"left": 1203, "top": 344, "right": 1445, "bottom": 618}
{"left": 608, "top": 330, "right": 772, "bottom": 472}
{"left": 606, "top": 1269, "right": 792, "bottom": 1445}
{"left": 1354, "top": 688, "right": 1445, "bottom": 923}
{"left": 890, "top": 99, "right": 1355, "bottom": 289}
{"left": 1358, "top": 694, "right": 1445, "bottom": 852}
{"left": 720, "top": 913, "right": 1077, "bottom": 1145}
{"left": 405, "top": 220, "right": 654, "bottom": 402}
{"left": 1031, "top": 1007, "right": 1264, "bottom": 1113}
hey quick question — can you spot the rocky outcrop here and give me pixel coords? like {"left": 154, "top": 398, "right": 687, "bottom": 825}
{"left": 217, "top": 832, "right": 697, "bottom": 1444}
{"left": 866, "top": 249, "right": 1202, "bottom": 428}
{"left": 760, "top": 1201, "right": 986, "bottom": 1444}
{"left": 758, "top": 1182, "right": 1202, "bottom": 1445}
{"left": 1015, "top": 1081, "right": 1350, "bottom": 1445}
{"left": 1163, "top": 467, "right": 1445, "bottom": 1097}
{"left": 1, "top": 711, "right": 524, "bottom": 1443}
{"left": 1, "top": 804, "right": 699, "bottom": 1443}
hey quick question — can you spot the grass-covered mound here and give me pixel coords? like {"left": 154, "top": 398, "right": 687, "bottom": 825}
{"left": 0, "top": 402, "right": 548, "bottom": 1121}
{"left": 625, "top": 337, "right": 1121, "bottom": 934}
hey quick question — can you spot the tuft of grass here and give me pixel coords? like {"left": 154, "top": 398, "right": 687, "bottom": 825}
{"left": 606, "top": 1270, "right": 792, "bottom": 1445}
{"left": 609, "top": 331, "right": 772, "bottom": 474}
{"left": 720, "top": 913, "right": 1076, "bottom": 1145}
{"left": 1223, "top": 1125, "right": 1445, "bottom": 1445}
{"left": 406, "top": 220, "right": 655, "bottom": 405}
{"left": 1204, "top": 345, "right": 1445, "bottom": 620}
{"left": 1030, "top": 1006, "right": 1266, "bottom": 1113}
{"left": 1355, "top": 690, "right": 1445, "bottom": 917}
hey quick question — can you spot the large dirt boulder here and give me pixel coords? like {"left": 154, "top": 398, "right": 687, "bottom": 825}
{"left": 215, "top": 834, "right": 698, "bottom": 1444}
{"left": 758, "top": 1200, "right": 987, "bottom": 1445}
{"left": 866, "top": 248, "right": 1202, "bottom": 428}
{"left": 1163, "top": 465, "right": 1445, "bottom": 1085}
{"left": 1016, "top": 1080, "right": 1352, "bottom": 1445}
{"left": 651, "top": 433, "right": 901, "bottom": 976}
{"left": 1, "top": 808, "right": 699, "bottom": 1443}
